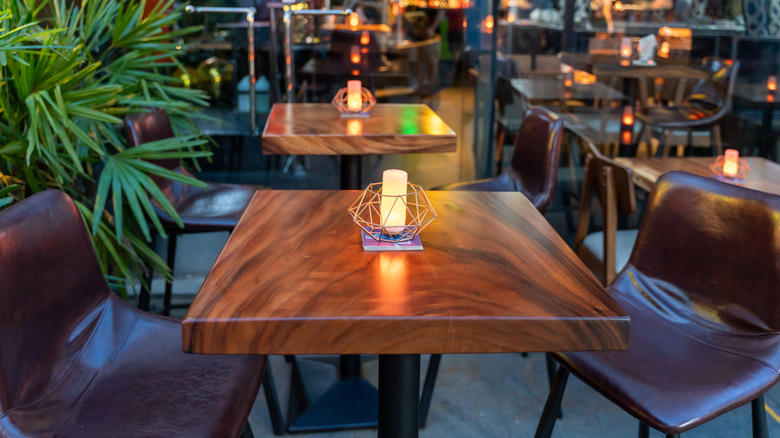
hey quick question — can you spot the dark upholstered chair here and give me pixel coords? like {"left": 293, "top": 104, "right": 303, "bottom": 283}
{"left": 436, "top": 107, "right": 564, "bottom": 215}
{"left": 124, "top": 108, "right": 266, "bottom": 315}
{"left": 536, "top": 171, "right": 780, "bottom": 438}
{"left": 574, "top": 142, "right": 638, "bottom": 286}
{"left": 0, "top": 190, "right": 264, "bottom": 437}
{"left": 636, "top": 58, "right": 740, "bottom": 157}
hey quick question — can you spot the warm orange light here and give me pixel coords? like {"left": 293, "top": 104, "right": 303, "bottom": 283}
{"left": 462, "top": 18, "right": 467, "bottom": 28}
{"left": 507, "top": 10, "right": 516, "bottom": 22}
{"left": 564, "top": 78, "right": 573, "bottom": 88}
{"left": 347, "top": 118, "right": 363, "bottom": 135}
{"left": 361, "top": 31, "right": 370, "bottom": 45}
{"left": 620, "top": 59, "right": 630, "bottom": 67}
{"left": 485, "top": 15, "right": 494, "bottom": 31}
{"left": 377, "top": 253, "right": 409, "bottom": 316}
{"left": 659, "top": 41, "right": 670, "bottom": 58}
{"left": 347, "top": 80, "right": 362, "bottom": 112}
{"left": 768, "top": 75, "right": 777, "bottom": 92}
{"left": 769, "top": 94, "right": 775, "bottom": 103}
{"left": 392, "top": 3, "right": 399, "bottom": 15}
{"left": 348, "top": 12, "right": 360, "bottom": 27}
{"left": 351, "top": 69, "right": 360, "bottom": 76}
{"left": 622, "top": 106, "right": 634, "bottom": 125}
{"left": 614, "top": 1, "right": 623, "bottom": 10}
{"left": 621, "top": 130, "right": 632, "bottom": 145}
{"left": 658, "top": 26, "right": 692, "bottom": 38}
{"left": 620, "top": 37, "right": 632, "bottom": 58}
{"left": 381, "top": 169, "right": 408, "bottom": 233}
{"left": 350, "top": 45, "right": 361, "bottom": 64}
{"left": 723, "top": 149, "right": 739, "bottom": 177}
{"left": 564, "top": 91, "right": 571, "bottom": 100}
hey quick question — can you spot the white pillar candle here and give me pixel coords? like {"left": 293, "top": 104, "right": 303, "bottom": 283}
{"left": 620, "top": 37, "right": 632, "bottom": 58}
{"left": 347, "top": 80, "right": 362, "bottom": 112}
{"left": 723, "top": 149, "right": 739, "bottom": 177}
{"left": 381, "top": 169, "right": 407, "bottom": 234}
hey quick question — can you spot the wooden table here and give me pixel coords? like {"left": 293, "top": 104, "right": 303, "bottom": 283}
{"left": 182, "top": 190, "right": 630, "bottom": 437}
{"left": 510, "top": 77, "right": 624, "bottom": 106}
{"left": 262, "top": 103, "right": 456, "bottom": 189}
{"left": 614, "top": 156, "right": 780, "bottom": 196}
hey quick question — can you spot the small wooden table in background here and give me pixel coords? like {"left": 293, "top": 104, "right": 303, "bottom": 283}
{"left": 262, "top": 103, "right": 456, "bottom": 189}
{"left": 614, "top": 156, "right": 780, "bottom": 196}
{"left": 182, "top": 190, "right": 630, "bottom": 438}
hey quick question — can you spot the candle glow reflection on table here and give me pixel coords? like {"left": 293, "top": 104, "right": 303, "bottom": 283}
{"left": 381, "top": 169, "right": 407, "bottom": 233}
{"left": 723, "top": 149, "right": 739, "bottom": 177}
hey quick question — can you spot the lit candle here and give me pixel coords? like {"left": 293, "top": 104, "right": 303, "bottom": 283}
{"left": 350, "top": 45, "right": 361, "bottom": 64}
{"left": 381, "top": 169, "right": 407, "bottom": 233}
{"left": 360, "top": 31, "right": 370, "bottom": 45}
{"left": 564, "top": 75, "right": 573, "bottom": 88}
{"left": 348, "top": 12, "right": 360, "bottom": 27}
{"left": 659, "top": 41, "right": 670, "bottom": 58}
{"left": 620, "top": 37, "right": 632, "bottom": 58}
{"left": 347, "top": 80, "right": 362, "bottom": 112}
{"left": 507, "top": 9, "right": 516, "bottom": 23}
{"left": 484, "top": 15, "right": 494, "bottom": 32}
{"left": 622, "top": 106, "right": 634, "bottom": 126}
{"left": 723, "top": 149, "right": 739, "bottom": 177}
{"left": 768, "top": 75, "right": 777, "bottom": 92}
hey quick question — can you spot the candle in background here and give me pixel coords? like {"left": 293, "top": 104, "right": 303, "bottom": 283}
{"left": 360, "top": 31, "right": 370, "bottom": 45}
{"left": 622, "top": 105, "right": 634, "bottom": 126}
{"left": 768, "top": 75, "right": 777, "bottom": 92}
{"left": 564, "top": 74, "right": 573, "bottom": 88}
{"left": 347, "top": 80, "right": 362, "bottom": 112}
{"left": 484, "top": 15, "right": 494, "bottom": 33}
{"left": 381, "top": 169, "right": 408, "bottom": 233}
{"left": 507, "top": 8, "right": 516, "bottom": 23}
{"left": 350, "top": 45, "right": 361, "bottom": 64}
{"left": 659, "top": 41, "right": 670, "bottom": 58}
{"left": 348, "top": 12, "right": 360, "bottom": 27}
{"left": 723, "top": 149, "right": 739, "bottom": 177}
{"left": 620, "top": 37, "right": 632, "bottom": 58}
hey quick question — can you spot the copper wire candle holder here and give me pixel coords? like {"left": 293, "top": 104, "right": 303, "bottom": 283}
{"left": 348, "top": 182, "right": 436, "bottom": 246}
{"left": 332, "top": 86, "right": 376, "bottom": 117}
{"left": 710, "top": 154, "right": 751, "bottom": 180}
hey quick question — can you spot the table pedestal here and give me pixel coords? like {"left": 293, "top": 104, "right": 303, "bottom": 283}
{"left": 379, "top": 354, "right": 420, "bottom": 438}
{"left": 341, "top": 155, "right": 362, "bottom": 190}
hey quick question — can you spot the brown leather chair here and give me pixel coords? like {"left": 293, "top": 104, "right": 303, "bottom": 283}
{"left": 0, "top": 190, "right": 264, "bottom": 437}
{"left": 435, "top": 107, "right": 564, "bottom": 215}
{"left": 574, "top": 142, "right": 639, "bottom": 286}
{"left": 536, "top": 171, "right": 780, "bottom": 438}
{"left": 636, "top": 58, "right": 740, "bottom": 157}
{"left": 124, "top": 108, "right": 267, "bottom": 315}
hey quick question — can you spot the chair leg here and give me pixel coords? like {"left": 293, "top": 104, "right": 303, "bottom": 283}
{"left": 545, "top": 354, "right": 563, "bottom": 419}
{"left": 666, "top": 434, "right": 680, "bottom": 438}
{"left": 263, "top": 361, "right": 286, "bottom": 435}
{"left": 752, "top": 395, "right": 769, "bottom": 438}
{"left": 711, "top": 125, "right": 723, "bottom": 156}
{"left": 638, "top": 422, "right": 649, "bottom": 438}
{"left": 419, "top": 353, "right": 442, "bottom": 428}
{"left": 163, "top": 233, "right": 177, "bottom": 316}
{"left": 240, "top": 421, "right": 255, "bottom": 438}
{"left": 534, "top": 366, "right": 570, "bottom": 438}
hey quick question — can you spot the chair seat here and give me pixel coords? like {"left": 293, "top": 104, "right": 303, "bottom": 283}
{"left": 1, "top": 293, "right": 264, "bottom": 438}
{"left": 581, "top": 229, "right": 638, "bottom": 274}
{"left": 156, "top": 167, "right": 263, "bottom": 232}
{"left": 434, "top": 170, "right": 522, "bottom": 192}
{"left": 637, "top": 104, "right": 719, "bottom": 130}
{"left": 555, "top": 266, "right": 780, "bottom": 435}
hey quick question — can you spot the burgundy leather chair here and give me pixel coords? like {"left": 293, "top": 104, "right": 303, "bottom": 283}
{"left": 124, "top": 108, "right": 267, "bottom": 315}
{"left": 636, "top": 58, "right": 740, "bottom": 157}
{"left": 536, "top": 171, "right": 780, "bottom": 438}
{"left": 0, "top": 190, "right": 264, "bottom": 437}
{"left": 435, "top": 107, "right": 564, "bottom": 215}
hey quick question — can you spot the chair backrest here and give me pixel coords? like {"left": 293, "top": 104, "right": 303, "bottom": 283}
{"left": 0, "top": 190, "right": 110, "bottom": 412}
{"left": 509, "top": 107, "right": 564, "bottom": 214}
{"left": 683, "top": 57, "right": 740, "bottom": 121}
{"left": 124, "top": 108, "right": 179, "bottom": 172}
{"left": 627, "top": 171, "right": 780, "bottom": 333}
{"left": 574, "top": 142, "right": 637, "bottom": 285}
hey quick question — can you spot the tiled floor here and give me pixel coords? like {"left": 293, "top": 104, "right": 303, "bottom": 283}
{"left": 148, "top": 85, "right": 780, "bottom": 437}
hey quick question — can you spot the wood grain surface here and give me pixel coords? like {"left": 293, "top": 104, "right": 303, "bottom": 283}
{"left": 182, "top": 190, "right": 629, "bottom": 356}
{"left": 261, "top": 104, "right": 457, "bottom": 155}
{"left": 511, "top": 77, "right": 624, "bottom": 103}
{"left": 614, "top": 157, "right": 780, "bottom": 195}
{"left": 559, "top": 52, "right": 709, "bottom": 80}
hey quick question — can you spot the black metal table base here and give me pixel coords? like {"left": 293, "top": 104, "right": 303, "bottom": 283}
{"left": 287, "top": 356, "right": 378, "bottom": 433}
{"left": 378, "top": 354, "right": 421, "bottom": 438}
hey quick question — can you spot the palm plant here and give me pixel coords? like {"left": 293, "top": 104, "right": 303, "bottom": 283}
{"left": 0, "top": 0, "right": 212, "bottom": 293}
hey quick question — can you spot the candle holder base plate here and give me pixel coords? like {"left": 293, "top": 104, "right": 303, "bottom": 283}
{"left": 361, "top": 230, "right": 423, "bottom": 251}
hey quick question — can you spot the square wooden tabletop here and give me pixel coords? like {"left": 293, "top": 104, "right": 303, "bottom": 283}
{"left": 182, "top": 190, "right": 629, "bottom": 356}
{"left": 261, "top": 103, "right": 457, "bottom": 155}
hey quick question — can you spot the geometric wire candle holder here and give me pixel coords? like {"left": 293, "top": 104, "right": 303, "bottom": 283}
{"left": 332, "top": 86, "right": 376, "bottom": 118}
{"left": 709, "top": 155, "right": 752, "bottom": 180}
{"left": 348, "top": 182, "right": 437, "bottom": 245}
